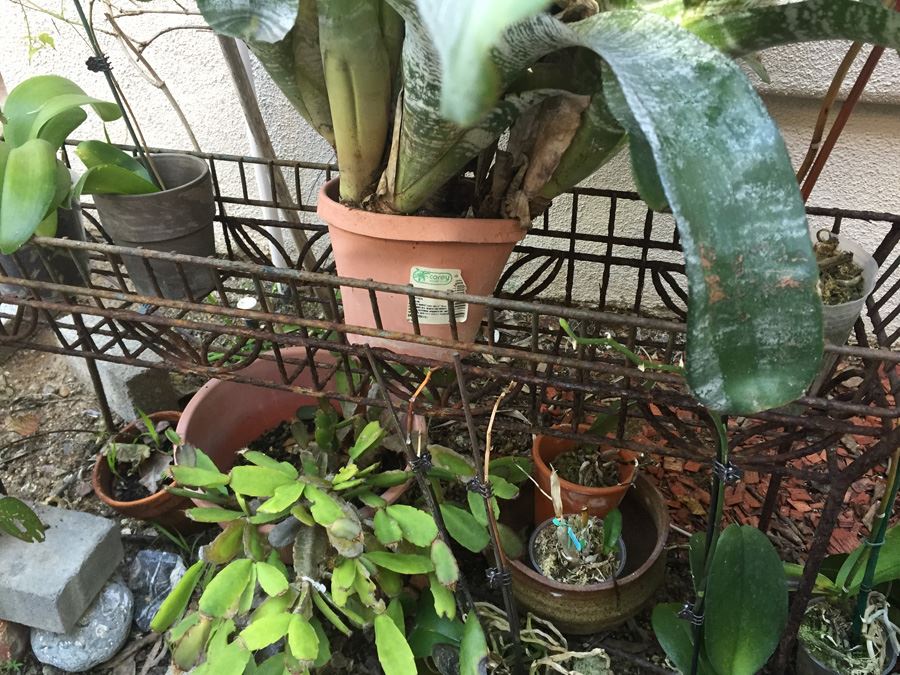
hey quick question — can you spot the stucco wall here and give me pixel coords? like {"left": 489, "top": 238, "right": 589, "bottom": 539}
{"left": 2, "top": 6, "right": 899, "bottom": 320}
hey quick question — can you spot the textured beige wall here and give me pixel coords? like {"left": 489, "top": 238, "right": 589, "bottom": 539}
{"left": 2, "top": 6, "right": 899, "bottom": 318}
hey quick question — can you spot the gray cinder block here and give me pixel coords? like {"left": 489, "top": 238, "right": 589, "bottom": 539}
{"left": 0, "top": 505, "right": 123, "bottom": 632}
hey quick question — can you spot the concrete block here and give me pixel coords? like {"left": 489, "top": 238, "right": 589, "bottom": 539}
{"left": 0, "top": 505, "right": 123, "bottom": 633}
{"left": 56, "top": 313, "right": 183, "bottom": 421}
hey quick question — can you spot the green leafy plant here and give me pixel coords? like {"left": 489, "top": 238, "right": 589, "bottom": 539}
{"left": 0, "top": 495, "right": 45, "bottom": 543}
{"left": 0, "top": 75, "right": 160, "bottom": 254}
{"left": 102, "top": 411, "right": 181, "bottom": 494}
{"left": 153, "top": 400, "right": 489, "bottom": 674}
{"left": 195, "top": 0, "right": 900, "bottom": 416}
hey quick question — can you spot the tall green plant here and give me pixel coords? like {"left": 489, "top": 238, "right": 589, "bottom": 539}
{"left": 195, "top": 0, "right": 900, "bottom": 416}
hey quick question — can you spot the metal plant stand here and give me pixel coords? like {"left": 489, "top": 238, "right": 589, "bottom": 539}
{"left": 1, "top": 145, "right": 898, "bottom": 664}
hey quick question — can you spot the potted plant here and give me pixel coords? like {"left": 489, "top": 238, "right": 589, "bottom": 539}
{"left": 151, "top": 426, "right": 487, "bottom": 674}
{"left": 814, "top": 229, "right": 879, "bottom": 346}
{"left": 92, "top": 409, "right": 197, "bottom": 532}
{"left": 194, "top": 0, "right": 900, "bottom": 415}
{"left": 75, "top": 140, "right": 218, "bottom": 301}
{"left": 787, "top": 525, "right": 900, "bottom": 675}
{"left": 0, "top": 75, "right": 120, "bottom": 295}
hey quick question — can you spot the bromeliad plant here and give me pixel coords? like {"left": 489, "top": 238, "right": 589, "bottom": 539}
{"left": 196, "top": 0, "right": 900, "bottom": 416}
{"left": 152, "top": 401, "right": 487, "bottom": 674}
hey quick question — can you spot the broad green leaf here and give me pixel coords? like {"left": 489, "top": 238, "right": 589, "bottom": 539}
{"left": 467, "top": 492, "right": 499, "bottom": 528}
{"left": 783, "top": 562, "right": 835, "bottom": 593}
{"left": 429, "top": 576, "right": 456, "bottom": 619}
{"left": 170, "top": 464, "right": 229, "bottom": 488}
{"left": 333, "top": 463, "right": 359, "bottom": 485}
{"left": 239, "top": 450, "right": 299, "bottom": 478}
{"left": 332, "top": 557, "right": 357, "bottom": 601}
{"left": 651, "top": 603, "right": 716, "bottom": 675}
{"left": 26, "top": 93, "right": 120, "bottom": 146}
{"left": 407, "top": 589, "right": 465, "bottom": 658}
{"left": 202, "top": 520, "right": 245, "bottom": 565}
{"left": 310, "top": 617, "right": 332, "bottom": 667}
{"left": 0, "top": 496, "right": 46, "bottom": 542}
{"left": 199, "top": 559, "right": 254, "bottom": 618}
{"left": 353, "top": 560, "right": 382, "bottom": 610}
{"left": 288, "top": 614, "right": 320, "bottom": 661}
{"left": 487, "top": 456, "right": 533, "bottom": 484}
{"left": 187, "top": 507, "right": 244, "bottom": 523}
{"left": 374, "top": 509, "right": 403, "bottom": 546}
{"left": 258, "top": 481, "right": 304, "bottom": 514}
{"left": 75, "top": 140, "right": 153, "bottom": 184}
{"left": 367, "top": 470, "right": 412, "bottom": 488}
{"left": 429, "top": 445, "right": 475, "bottom": 479}
{"left": 230, "top": 466, "right": 296, "bottom": 497}
{"left": 393, "top": 0, "right": 552, "bottom": 126}
{"left": 196, "top": 0, "right": 300, "bottom": 42}
{"left": 2, "top": 75, "right": 119, "bottom": 148}
{"left": 440, "top": 504, "right": 490, "bottom": 553}
{"left": 251, "top": 589, "right": 298, "bottom": 623}
{"left": 488, "top": 475, "right": 518, "bottom": 500}
{"left": 73, "top": 165, "right": 163, "bottom": 199}
{"left": 387, "top": 597, "right": 405, "bottom": 632}
{"left": 364, "top": 551, "right": 435, "bottom": 574}
{"left": 240, "top": 612, "right": 292, "bottom": 650}
{"left": 314, "top": 404, "right": 339, "bottom": 451}
{"left": 705, "top": 525, "right": 787, "bottom": 675}
{"left": 602, "top": 508, "right": 623, "bottom": 556}
{"left": 357, "top": 491, "right": 387, "bottom": 509}
{"left": 311, "top": 590, "right": 352, "bottom": 636}
{"left": 256, "top": 561, "right": 289, "bottom": 596}
{"left": 306, "top": 485, "right": 345, "bottom": 525}
{"left": 431, "top": 539, "right": 460, "bottom": 587}
{"left": 497, "top": 523, "right": 524, "bottom": 560}
{"left": 349, "top": 420, "right": 385, "bottom": 460}
{"left": 386, "top": 504, "right": 438, "bottom": 547}
{"left": 0, "top": 139, "right": 57, "bottom": 254}
{"left": 374, "top": 613, "right": 417, "bottom": 675}
{"left": 459, "top": 612, "right": 488, "bottom": 675}
{"left": 150, "top": 560, "right": 205, "bottom": 633}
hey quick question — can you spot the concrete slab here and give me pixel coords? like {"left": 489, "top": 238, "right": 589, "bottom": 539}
{"left": 56, "top": 313, "right": 183, "bottom": 421}
{"left": 0, "top": 505, "right": 123, "bottom": 633}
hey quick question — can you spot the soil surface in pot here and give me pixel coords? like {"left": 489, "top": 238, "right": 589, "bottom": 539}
{"left": 554, "top": 445, "right": 622, "bottom": 487}
{"left": 816, "top": 235, "right": 865, "bottom": 305}
{"left": 532, "top": 515, "right": 620, "bottom": 584}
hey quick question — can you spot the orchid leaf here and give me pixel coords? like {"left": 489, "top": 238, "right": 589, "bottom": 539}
{"left": 195, "top": 0, "right": 300, "bottom": 43}
{"left": 0, "top": 139, "right": 58, "bottom": 254}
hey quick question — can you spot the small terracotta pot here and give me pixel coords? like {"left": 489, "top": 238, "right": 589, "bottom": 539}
{"left": 318, "top": 179, "right": 525, "bottom": 361}
{"left": 532, "top": 426, "right": 638, "bottom": 525}
{"left": 176, "top": 349, "right": 412, "bottom": 551}
{"left": 510, "top": 474, "right": 668, "bottom": 634}
{"left": 92, "top": 411, "right": 197, "bottom": 532}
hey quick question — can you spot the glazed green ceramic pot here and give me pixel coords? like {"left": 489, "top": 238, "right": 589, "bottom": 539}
{"left": 510, "top": 474, "right": 668, "bottom": 634}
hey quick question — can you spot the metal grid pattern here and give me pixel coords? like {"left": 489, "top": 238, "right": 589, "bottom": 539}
{"left": 1, "top": 147, "right": 899, "bottom": 648}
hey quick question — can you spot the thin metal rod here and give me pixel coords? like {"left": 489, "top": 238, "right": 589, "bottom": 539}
{"left": 452, "top": 353, "right": 525, "bottom": 675}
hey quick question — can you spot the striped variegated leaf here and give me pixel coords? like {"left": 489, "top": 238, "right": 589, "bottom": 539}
{"left": 196, "top": 0, "right": 299, "bottom": 43}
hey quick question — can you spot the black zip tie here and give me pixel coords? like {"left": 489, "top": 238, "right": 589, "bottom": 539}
{"left": 409, "top": 450, "right": 432, "bottom": 473}
{"left": 86, "top": 54, "right": 112, "bottom": 72}
{"left": 712, "top": 459, "right": 742, "bottom": 484}
{"left": 678, "top": 603, "right": 704, "bottom": 626}
{"left": 486, "top": 567, "right": 511, "bottom": 589}
{"left": 466, "top": 476, "right": 493, "bottom": 498}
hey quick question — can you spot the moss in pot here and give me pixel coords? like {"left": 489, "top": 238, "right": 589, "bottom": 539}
{"left": 530, "top": 508, "right": 625, "bottom": 585}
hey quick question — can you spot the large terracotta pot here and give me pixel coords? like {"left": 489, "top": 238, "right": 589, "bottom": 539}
{"left": 175, "top": 348, "right": 412, "bottom": 525}
{"left": 510, "top": 474, "right": 668, "bottom": 634}
{"left": 532, "top": 426, "right": 638, "bottom": 524}
{"left": 92, "top": 411, "right": 198, "bottom": 533}
{"left": 318, "top": 179, "right": 525, "bottom": 361}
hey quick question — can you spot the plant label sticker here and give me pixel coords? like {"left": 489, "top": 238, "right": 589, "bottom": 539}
{"left": 407, "top": 266, "right": 468, "bottom": 325}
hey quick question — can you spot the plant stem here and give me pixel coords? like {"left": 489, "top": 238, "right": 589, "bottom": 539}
{"left": 850, "top": 444, "right": 900, "bottom": 643}
{"left": 689, "top": 413, "right": 729, "bottom": 675}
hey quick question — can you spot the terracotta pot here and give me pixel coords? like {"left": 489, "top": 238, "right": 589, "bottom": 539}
{"left": 532, "top": 426, "right": 638, "bottom": 524}
{"left": 175, "top": 348, "right": 412, "bottom": 533}
{"left": 92, "top": 411, "right": 197, "bottom": 532}
{"left": 318, "top": 179, "right": 525, "bottom": 361}
{"left": 510, "top": 474, "right": 668, "bottom": 634}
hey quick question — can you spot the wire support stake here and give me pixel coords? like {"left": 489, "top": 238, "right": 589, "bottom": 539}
{"left": 486, "top": 567, "right": 512, "bottom": 589}
{"left": 466, "top": 476, "right": 493, "bottom": 498}
{"left": 409, "top": 450, "right": 433, "bottom": 474}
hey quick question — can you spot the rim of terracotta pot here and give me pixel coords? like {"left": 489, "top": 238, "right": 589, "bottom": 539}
{"left": 532, "top": 426, "right": 640, "bottom": 493}
{"left": 509, "top": 474, "right": 668, "bottom": 593}
{"left": 92, "top": 410, "right": 182, "bottom": 509}
{"left": 317, "top": 178, "right": 525, "bottom": 244}
{"left": 98, "top": 153, "right": 210, "bottom": 201}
